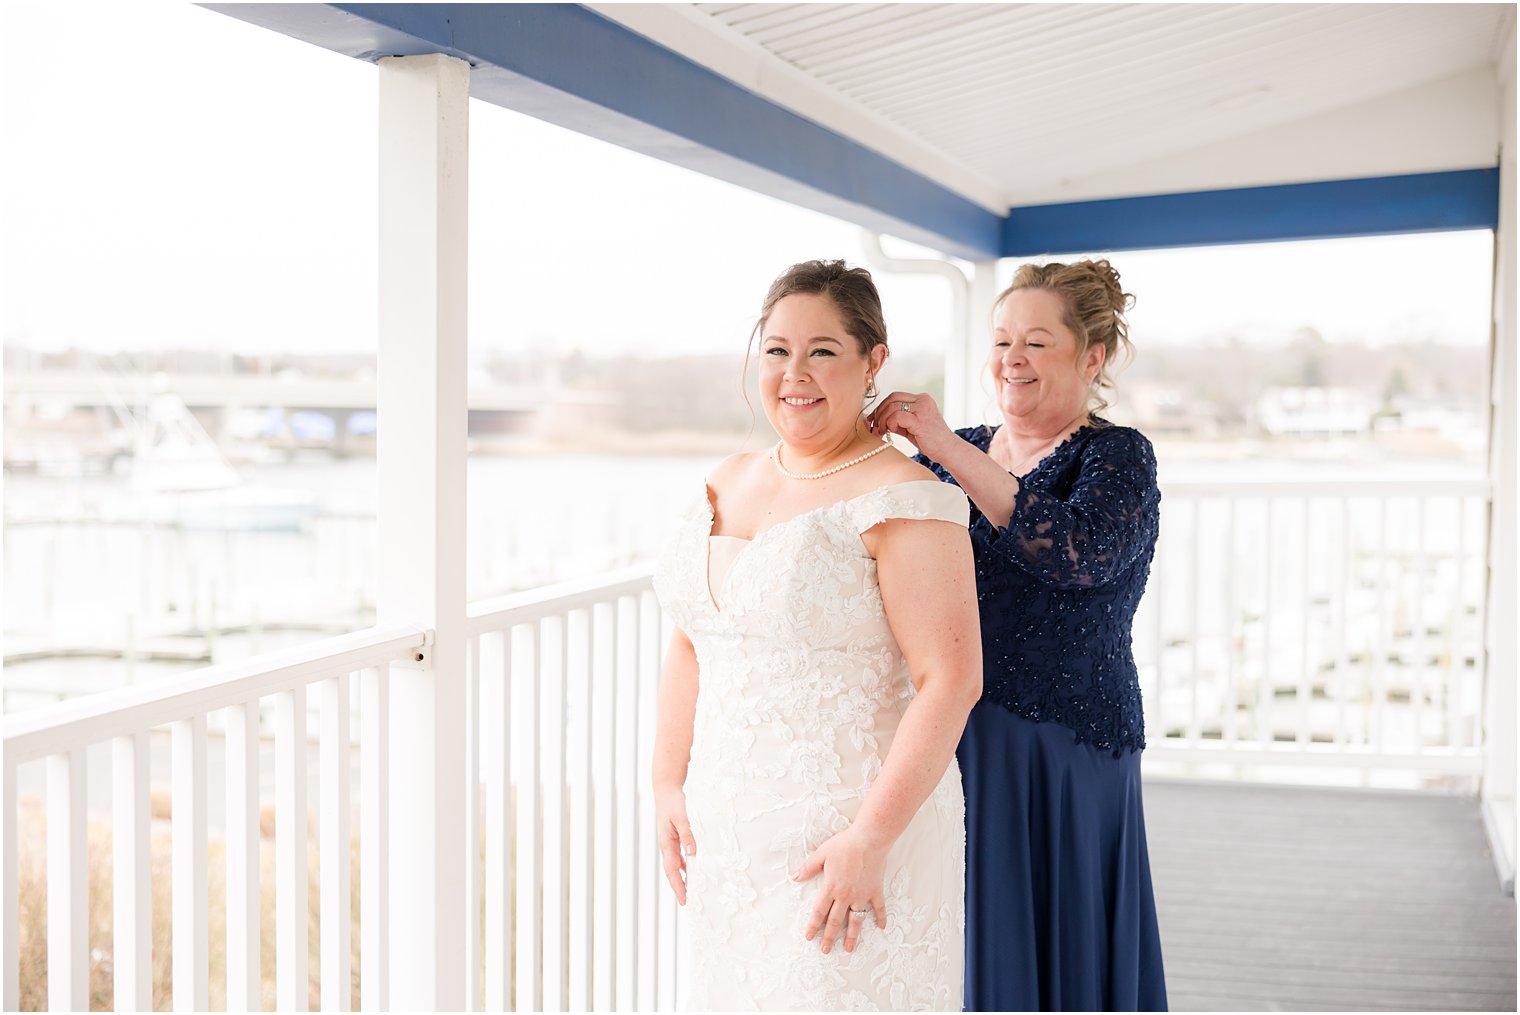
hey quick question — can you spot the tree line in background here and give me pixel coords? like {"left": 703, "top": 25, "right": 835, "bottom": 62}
{"left": 5, "top": 332, "right": 1487, "bottom": 457}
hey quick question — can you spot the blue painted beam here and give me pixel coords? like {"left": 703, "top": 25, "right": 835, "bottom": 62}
{"left": 204, "top": 2, "right": 1004, "bottom": 260}
{"left": 1002, "top": 169, "right": 1501, "bottom": 257}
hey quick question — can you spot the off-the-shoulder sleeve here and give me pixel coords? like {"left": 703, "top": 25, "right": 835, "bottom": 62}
{"left": 847, "top": 480, "right": 970, "bottom": 533}
{"left": 985, "top": 427, "right": 1158, "bottom": 589}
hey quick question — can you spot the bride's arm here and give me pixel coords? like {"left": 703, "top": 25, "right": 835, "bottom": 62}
{"left": 652, "top": 627, "right": 700, "bottom": 904}
{"left": 795, "top": 517, "right": 981, "bottom": 953}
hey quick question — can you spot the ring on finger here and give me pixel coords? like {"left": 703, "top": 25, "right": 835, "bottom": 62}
{"left": 848, "top": 906, "right": 873, "bottom": 917}
{"left": 898, "top": 401, "right": 912, "bottom": 412}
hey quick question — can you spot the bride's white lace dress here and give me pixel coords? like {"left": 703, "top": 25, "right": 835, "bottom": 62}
{"left": 653, "top": 479, "right": 969, "bottom": 1012}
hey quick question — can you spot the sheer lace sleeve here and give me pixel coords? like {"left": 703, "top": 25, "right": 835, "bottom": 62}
{"left": 986, "top": 427, "right": 1159, "bottom": 589}
{"left": 911, "top": 424, "right": 1157, "bottom": 754}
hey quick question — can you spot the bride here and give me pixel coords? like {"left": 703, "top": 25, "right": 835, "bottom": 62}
{"left": 652, "top": 260, "right": 982, "bottom": 1011}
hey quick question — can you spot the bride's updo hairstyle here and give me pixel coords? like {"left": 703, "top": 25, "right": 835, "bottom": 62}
{"left": 997, "top": 259, "right": 1135, "bottom": 414}
{"left": 752, "top": 259, "right": 889, "bottom": 364}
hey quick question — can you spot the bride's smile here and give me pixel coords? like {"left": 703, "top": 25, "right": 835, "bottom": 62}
{"left": 759, "top": 292, "right": 886, "bottom": 468}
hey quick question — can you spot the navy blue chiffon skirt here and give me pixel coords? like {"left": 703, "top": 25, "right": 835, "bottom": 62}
{"left": 958, "top": 701, "right": 1167, "bottom": 1012}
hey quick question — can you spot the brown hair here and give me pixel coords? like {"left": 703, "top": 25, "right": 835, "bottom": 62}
{"left": 742, "top": 260, "right": 889, "bottom": 428}
{"left": 996, "top": 259, "right": 1134, "bottom": 414}
{"left": 752, "top": 259, "right": 889, "bottom": 359}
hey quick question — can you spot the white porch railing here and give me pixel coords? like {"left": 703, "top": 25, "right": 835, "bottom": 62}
{"left": 2, "top": 479, "right": 1492, "bottom": 1010}
{"left": 2, "top": 624, "right": 428, "bottom": 1012}
{"left": 1139, "top": 479, "right": 1490, "bottom": 777}
{"left": 464, "top": 565, "right": 678, "bottom": 1013}
{"left": 1, "top": 569, "right": 682, "bottom": 1012}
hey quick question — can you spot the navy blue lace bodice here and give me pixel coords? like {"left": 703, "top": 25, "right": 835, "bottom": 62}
{"left": 918, "top": 419, "right": 1159, "bottom": 755}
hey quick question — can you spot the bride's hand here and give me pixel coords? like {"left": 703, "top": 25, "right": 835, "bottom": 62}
{"left": 793, "top": 826, "right": 889, "bottom": 955}
{"left": 655, "top": 785, "right": 695, "bottom": 905}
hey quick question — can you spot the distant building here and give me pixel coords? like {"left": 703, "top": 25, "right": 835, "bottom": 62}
{"left": 1125, "top": 383, "right": 1225, "bottom": 439}
{"left": 1254, "top": 386, "right": 1375, "bottom": 437}
{"left": 1377, "top": 396, "right": 1481, "bottom": 431}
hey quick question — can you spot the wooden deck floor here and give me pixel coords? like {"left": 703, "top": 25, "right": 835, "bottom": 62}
{"left": 1146, "top": 779, "right": 1517, "bottom": 1012}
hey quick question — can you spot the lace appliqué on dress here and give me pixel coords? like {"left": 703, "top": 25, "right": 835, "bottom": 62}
{"left": 653, "top": 481, "right": 968, "bottom": 1011}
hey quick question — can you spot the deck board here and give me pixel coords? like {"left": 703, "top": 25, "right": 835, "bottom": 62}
{"left": 1145, "top": 779, "right": 1517, "bottom": 1012}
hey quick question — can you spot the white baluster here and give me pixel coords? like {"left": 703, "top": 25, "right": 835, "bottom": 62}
{"left": 542, "top": 614, "right": 568, "bottom": 1012}
{"left": 172, "top": 714, "right": 209, "bottom": 1010}
{"left": 277, "top": 686, "right": 310, "bottom": 1010}
{"left": 1297, "top": 497, "right": 1313, "bottom": 745}
{"left": 1373, "top": 498, "right": 1390, "bottom": 750}
{"left": 1335, "top": 496, "right": 1351, "bottom": 746}
{"left": 1259, "top": 498, "right": 1275, "bottom": 745}
{"left": 515, "top": 622, "right": 543, "bottom": 1014}
{"left": 592, "top": 600, "right": 617, "bottom": 1012}
{"left": 568, "top": 607, "right": 594, "bottom": 1012}
{"left": 466, "top": 638, "right": 481, "bottom": 1012}
{"left": 1451, "top": 501, "right": 1471, "bottom": 749}
{"left": 1187, "top": 496, "right": 1202, "bottom": 743}
{"left": 614, "top": 595, "right": 639, "bottom": 1012}
{"left": 1412, "top": 497, "right": 1428, "bottom": 753}
{"left": 225, "top": 702, "right": 261, "bottom": 1012}
{"left": 321, "top": 675, "right": 353, "bottom": 1011}
{"left": 1149, "top": 524, "right": 1165, "bottom": 739}
{"left": 482, "top": 630, "right": 512, "bottom": 1012}
{"left": 1222, "top": 495, "right": 1238, "bottom": 744}
{"left": 3, "top": 760, "right": 18, "bottom": 1012}
{"left": 653, "top": 602, "right": 680, "bottom": 1012}
{"left": 47, "top": 749, "right": 87, "bottom": 1011}
{"left": 361, "top": 666, "right": 389, "bottom": 1011}
{"left": 114, "top": 732, "right": 153, "bottom": 1011}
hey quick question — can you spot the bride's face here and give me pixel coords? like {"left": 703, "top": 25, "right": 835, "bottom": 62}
{"left": 759, "top": 294, "right": 881, "bottom": 449}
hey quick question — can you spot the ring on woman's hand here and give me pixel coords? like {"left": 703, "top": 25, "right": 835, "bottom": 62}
{"left": 898, "top": 402, "right": 912, "bottom": 412}
{"left": 848, "top": 907, "right": 873, "bottom": 916}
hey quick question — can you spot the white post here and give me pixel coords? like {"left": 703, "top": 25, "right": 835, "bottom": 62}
{"left": 961, "top": 260, "right": 1001, "bottom": 429}
{"left": 1482, "top": 19, "right": 1517, "bottom": 896}
{"left": 378, "top": 52, "right": 470, "bottom": 1010}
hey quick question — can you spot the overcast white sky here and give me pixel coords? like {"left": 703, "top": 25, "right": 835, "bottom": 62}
{"left": 0, "top": 2, "right": 1497, "bottom": 361}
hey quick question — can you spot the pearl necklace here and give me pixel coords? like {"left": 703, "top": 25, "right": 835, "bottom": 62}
{"left": 772, "top": 436, "right": 892, "bottom": 480}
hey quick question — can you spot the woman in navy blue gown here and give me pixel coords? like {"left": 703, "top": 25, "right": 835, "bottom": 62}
{"left": 870, "top": 259, "right": 1167, "bottom": 1011}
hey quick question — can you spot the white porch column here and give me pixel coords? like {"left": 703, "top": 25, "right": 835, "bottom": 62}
{"left": 961, "top": 260, "right": 1002, "bottom": 428}
{"left": 1482, "top": 20, "right": 1517, "bottom": 896}
{"left": 378, "top": 52, "right": 470, "bottom": 1007}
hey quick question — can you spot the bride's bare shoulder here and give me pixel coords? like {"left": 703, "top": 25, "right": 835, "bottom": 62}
{"left": 706, "top": 450, "right": 768, "bottom": 492}
{"left": 858, "top": 446, "right": 939, "bottom": 487}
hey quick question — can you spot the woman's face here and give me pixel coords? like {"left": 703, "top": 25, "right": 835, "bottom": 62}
{"left": 759, "top": 293, "right": 884, "bottom": 449}
{"left": 988, "top": 288, "right": 1103, "bottom": 429}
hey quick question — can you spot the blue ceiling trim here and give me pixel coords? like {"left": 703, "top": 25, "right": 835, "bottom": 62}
{"left": 1002, "top": 168, "right": 1501, "bottom": 257}
{"left": 205, "top": 2, "right": 1003, "bottom": 260}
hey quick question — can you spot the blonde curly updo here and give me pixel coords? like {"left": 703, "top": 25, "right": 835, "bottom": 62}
{"left": 996, "top": 259, "right": 1135, "bottom": 414}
